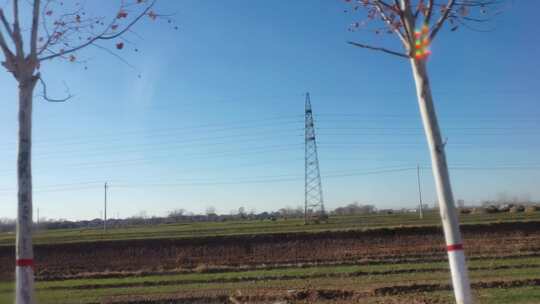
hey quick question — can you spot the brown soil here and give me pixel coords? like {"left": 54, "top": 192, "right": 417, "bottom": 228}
{"left": 94, "top": 277, "right": 540, "bottom": 304}
{"left": 44, "top": 263, "right": 540, "bottom": 291}
{"left": 0, "top": 221, "right": 538, "bottom": 281}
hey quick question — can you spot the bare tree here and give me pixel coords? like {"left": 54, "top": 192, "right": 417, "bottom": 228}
{"left": 238, "top": 206, "right": 246, "bottom": 215}
{"left": 168, "top": 208, "right": 186, "bottom": 221}
{"left": 343, "top": 1, "right": 504, "bottom": 303}
{"left": 205, "top": 206, "right": 217, "bottom": 216}
{"left": 0, "top": 1, "right": 175, "bottom": 302}
{"left": 332, "top": 202, "right": 376, "bottom": 215}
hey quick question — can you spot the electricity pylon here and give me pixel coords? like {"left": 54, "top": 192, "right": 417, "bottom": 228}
{"left": 304, "top": 92, "right": 326, "bottom": 224}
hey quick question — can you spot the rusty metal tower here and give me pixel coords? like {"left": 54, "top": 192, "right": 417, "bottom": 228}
{"left": 304, "top": 92, "right": 326, "bottom": 224}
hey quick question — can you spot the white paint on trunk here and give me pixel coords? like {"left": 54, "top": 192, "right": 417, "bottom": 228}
{"left": 448, "top": 250, "right": 473, "bottom": 304}
{"left": 15, "top": 267, "right": 34, "bottom": 304}
{"left": 410, "top": 58, "right": 472, "bottom": 304}
{"left": 16, "top": 80, "right": 37, "bottom": 304}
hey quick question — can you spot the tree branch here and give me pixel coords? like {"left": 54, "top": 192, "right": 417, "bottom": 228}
{"left": 38, "top": 0, "right": 157, "bottom": 62}
{"left": 92, "top": 43, "right": 138, "bottom": 71}
{"left": 373, "top": 0, "right": 408, "bottom": 47}
{"left": 30, "top": 0, "right": 40, "bottom": 57}
{"left": 0, "top": 9, "right": 14, "bottom": 41}
{"left": 397, "top": 0, "right": 417, "bottom": 52}
{"left": 392, "top": 0, "right": 415, "bottom": 45}
{"left": 425, "top": 0, "right": 435, "bottom": 25}
{"left": 347, "top": 41, "right": 409, "bottom": 58}
{"left": 375, "top": 0, "right": 395, "bottom": 10}
{"left": 12, "top": 0, "right": 23, "bottom": 56}
{"left": 429, "top": 0, "right": 456, "bottom": 41}
{"left": 37, "top": 1, "right": 63, "bottom": 56}
{"left": 0, "top": 10, "right": 14, "bottom": 60}
{"left": 455, "top": 16, "right": 496, "bottom": 32}
{"left": 38, "top": 74, "right": 73, "bottom": 102}
{"left": 0, "top": 29, "right": 14, "bottom": 59}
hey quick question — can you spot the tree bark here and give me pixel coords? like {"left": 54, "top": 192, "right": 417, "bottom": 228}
{"left": 15, "top": 77, "right": 37, "bottom": 304}
{"left": 410, "top": 59, "right": 472, "bottom": 304}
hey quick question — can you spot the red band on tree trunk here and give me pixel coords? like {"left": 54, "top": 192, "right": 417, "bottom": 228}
{"left": 446, "top": 244, "right": 464, "bottom": 252}
{"left": 16, "top": 259, "right": 34, "bottom": 267}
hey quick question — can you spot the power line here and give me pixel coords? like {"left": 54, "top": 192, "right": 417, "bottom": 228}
{"left": 2, "top": 130, "right": 535, "bottom": 165}
{"left": 1, "top": 113, "right": 537, "bottom": 150}
{"left": 31, "top": 133, "right": 304, "bottom": 160}
{"left": 1, "top": 123, "right": 535, "bottom": 158}
{"left": 104, "top": 182, "right": 108, "bottom": 233}
{"left": 2, "top": 165, "right": 540, "bottom": 195}
{"left": 1, "top": 124, "right": 305, "bottom": 154}
{"left": 2, "top": 140, "right": 539, "bottom": 178}
{"left": 0, "top": 166, "right": 416, "bottom": 194}
{"left": 0, "top": 116, "right": 305, "bottom": 148}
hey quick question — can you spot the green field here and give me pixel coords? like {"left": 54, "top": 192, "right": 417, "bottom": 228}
{"left": 1, "top": 211, "right": 540, "bottom": 303}
{"left": 1, "top": 210, "right": 539, "bottom": 246}
{"left": 1, "top": 255, "right": 540, "bottom": 303}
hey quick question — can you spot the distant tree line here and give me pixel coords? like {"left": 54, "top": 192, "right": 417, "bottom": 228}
{"left": 0, "top": 198, "right": 538, "bottom": 233}
{"left": 0, "top": 202, "right": 379, "bottom": 232}
{"left": 0, "top": 218, "right": 15, "bottom": 233}
{"left": 331, "top": 202, "right": 376, "bottom": 216}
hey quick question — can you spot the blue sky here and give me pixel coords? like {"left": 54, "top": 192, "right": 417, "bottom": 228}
{"left": 0, "top": 0, "right": 539, "bottom": 220}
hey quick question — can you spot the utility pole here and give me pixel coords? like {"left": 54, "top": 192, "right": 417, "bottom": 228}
{"left": 417, "top": 164, "right": 424, "bottom": 219}
{"left": 304, "top": 92, "right": 326, "bottom": 224}
{"left": 36, "top": 208, "right": 39, "bottom": 230}
{"left": 104, "top": 182, "right": 108, "bottom": 233}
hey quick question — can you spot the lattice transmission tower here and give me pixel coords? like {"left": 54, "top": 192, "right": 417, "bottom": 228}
{"left": 304, "top": 92, "right": 326, "bottom": 224}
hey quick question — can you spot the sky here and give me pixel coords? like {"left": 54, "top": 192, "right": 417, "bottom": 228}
{"left": 0, "top": 0, "right": 539, "bottom": 221}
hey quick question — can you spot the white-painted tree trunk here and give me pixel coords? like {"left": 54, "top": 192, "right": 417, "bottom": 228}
{"left": 15, "top": 78, "right": 37, "bottom": 304}
{"left": 410, "top": 59, "right": 472, "bottom": 304}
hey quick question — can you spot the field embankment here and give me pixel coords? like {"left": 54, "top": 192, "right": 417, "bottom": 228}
{"left": 1, "top": 217, "right": 540, "bottom": 303}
